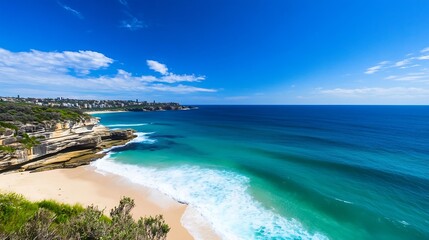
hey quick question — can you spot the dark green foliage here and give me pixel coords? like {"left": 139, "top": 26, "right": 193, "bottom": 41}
{"left": 0, "top": 102, "right": 90, "bottom": 123}
{"left": 0, "top": 122, "right": 18, "bottom": 137}
{"left": 108, "top": 197, "right": 138, "bottom": 239}
{"left": 106, "top": 197, "right": 170, "bottom": 240}
{"left": 19, "top": 133, "right": 41, "bottom": 150}
{"left": 138, "top": 215, "right": 171, "bottom": 240}
{"left": 0, "top": 145, "right": 15, "bottom": 153}
{"left": 0, "top": 193, "right": 170, "bottom": 240}
{"left": 110, "top": 197, "right": 135, "bottom": 221}
{"left": 0, "top": 122, "right": 18, "bottom": 131}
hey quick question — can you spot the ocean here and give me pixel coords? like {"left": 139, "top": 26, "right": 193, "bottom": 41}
{"left": 91, "top": 105, "right": 429, "bottom": 240}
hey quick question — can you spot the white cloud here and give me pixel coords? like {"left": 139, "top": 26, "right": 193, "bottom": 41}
{"left": 365, "top": 66, "right": 381, "bottom": 74}
{"left": 320, "top": 87, "right": 429, "bottom": 98}
{"left": 122, "top": 69, "right": 205, "bottom": 84}
{"left": 147, "top": 60, "right": 169, "bottom": 75}
{"left": 395, "top": 75, "right": 427, "bottom": 81}
{"left": 395, "top": 58, "right": 412, "bottom": 67}
{"left": 0, "top": 48, "right": 112, "bottom": 75}
{"left": 384, "top": 72, "right": 429, "bottom": 82}
{"left": 160, "top": 73, "right": 205, "bottom": 83}
{"left": 58, "top": 2, "right": 83, "bottom": 19}
{"left": 120, "top": 16, "right": 144, "bottom": 31}
{"left": 365, "top": 61, "right": 389, "bottom": 74}
{"left": 0, "top": 48, "right": 216, "bottom": 96}
{"left": 400, "top": 64, "right": 420, "bottom": 69}
{"left": 364, "top": 46, "right": 429, "bottom": 75}
{"left": 149, "top": 84, "right": 216, "bottom": 93}
{"left": 421, "top": 47, "right": 429, "bottom": 53}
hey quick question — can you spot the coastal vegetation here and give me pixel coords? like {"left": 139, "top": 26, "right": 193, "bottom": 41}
{"left": 18, "top": 133, "right": 41, "bottom": 150}
{"left": 0, "top": 146, "right": 15, "bottom": 154}
{"left": 0, "top": 193, "right": 170, "bottom": 240}
{"left": 0, "top": 101, "right": 90, "bottom": 124}
{"left": 0, "top": 102, "right": 89, "bottom": 156}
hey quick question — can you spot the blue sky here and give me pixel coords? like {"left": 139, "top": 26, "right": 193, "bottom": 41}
{"left": 1, "top": 0, "right": 429, "bottom": 104}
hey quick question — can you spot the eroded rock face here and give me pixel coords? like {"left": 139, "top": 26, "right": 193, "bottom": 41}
{"left": 110, "top": 129, "right": 134, "bottom": 140}
{"left": 0, "top": 118, "right": 135, "bottom": 172}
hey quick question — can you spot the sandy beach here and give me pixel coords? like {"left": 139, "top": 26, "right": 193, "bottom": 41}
{"left": 0, "top": 166, "right": 219, "bottom": 240}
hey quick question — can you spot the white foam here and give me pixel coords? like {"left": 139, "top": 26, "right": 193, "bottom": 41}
{"left": 181, "top": 206, "right": 217, "bottom": 240}
{"left": 91, "top": 157, "right": 328, "bottom": 240}
{"left": 106, "top": 123, "right": 148, "bottom": 127}
{"left": 97, "top": 132, "right": 156, "bottom": 154}
{"left": 334, "top": 198, "right": 353, "bottom": 204}
{"left": 128, "top": 132, "right": 156, "bottom": 144}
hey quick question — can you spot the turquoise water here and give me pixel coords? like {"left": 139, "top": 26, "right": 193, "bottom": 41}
{"left": 92, "top": 106, "right": 429, "bottom": 240}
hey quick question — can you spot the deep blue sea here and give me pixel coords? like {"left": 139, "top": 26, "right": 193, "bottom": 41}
{"left": 91, "top": 106, "right": 429, "bottom": 240}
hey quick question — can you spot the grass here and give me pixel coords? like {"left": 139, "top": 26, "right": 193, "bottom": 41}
{"left": 0, "top": 193, "right": 39, "bottom": 233}
{"left": 0, "top": 193, "right": 84, "bottom": 233}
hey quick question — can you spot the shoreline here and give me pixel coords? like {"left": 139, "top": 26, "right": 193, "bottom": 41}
{"left": 0, "top": 112, "right": 220, "bottom": 239}
{"left": 0, "top": 165, "right": 220, "bottom": 240}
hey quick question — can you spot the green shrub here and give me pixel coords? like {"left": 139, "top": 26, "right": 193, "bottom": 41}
{"left": 19, "top": 133, "right": 41, "bottom": 150}
{"left": 0, "top": 145, "right": 16, "bottom": 154}
{"left": 137, "top": 215, "right": 171, "bottom": 240}
{"left": 0, "top": 122, "right": 18, "bottom": 131}
{"left": 0, "top": 193, "right": 170, "bottom": 240}
{"left": 64, "top": 205, "right": 108, "bottom": 239}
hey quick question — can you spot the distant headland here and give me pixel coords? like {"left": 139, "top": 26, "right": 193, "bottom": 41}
{"left": 0, "top": 96, "right": 196, "bottom": 112}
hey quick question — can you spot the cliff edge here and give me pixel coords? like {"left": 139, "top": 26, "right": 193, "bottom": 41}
{"left": 0, "top": 102, "right": 135, "bottom": 173}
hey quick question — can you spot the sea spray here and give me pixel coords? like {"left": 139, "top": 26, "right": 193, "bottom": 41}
{"left": 91, "top": 156, "right": 327, "bottom": 240}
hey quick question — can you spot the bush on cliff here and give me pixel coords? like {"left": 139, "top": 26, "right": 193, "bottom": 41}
{"left": 0, "top": 145, "right": 16, "bottom": 153}
{"left": 0, "top": 193, "right": 170, "bottom": 240}
{"left": 19, "top": 133, "right": 40, "bottom": 150}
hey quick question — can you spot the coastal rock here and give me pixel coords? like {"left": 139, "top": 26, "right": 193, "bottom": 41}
{"left": 110, "top": 129, "right": 134, "bottom": 140}
{"left": 0, "top": 118, "right": 135, "bottom": 173}
{"left": 2, "top": 137, "right": 17, "bottom": 145}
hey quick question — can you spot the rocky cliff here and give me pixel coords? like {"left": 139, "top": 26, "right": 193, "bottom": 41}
{"left": 0, "top": 117, "right": 135, "bottom": 173}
